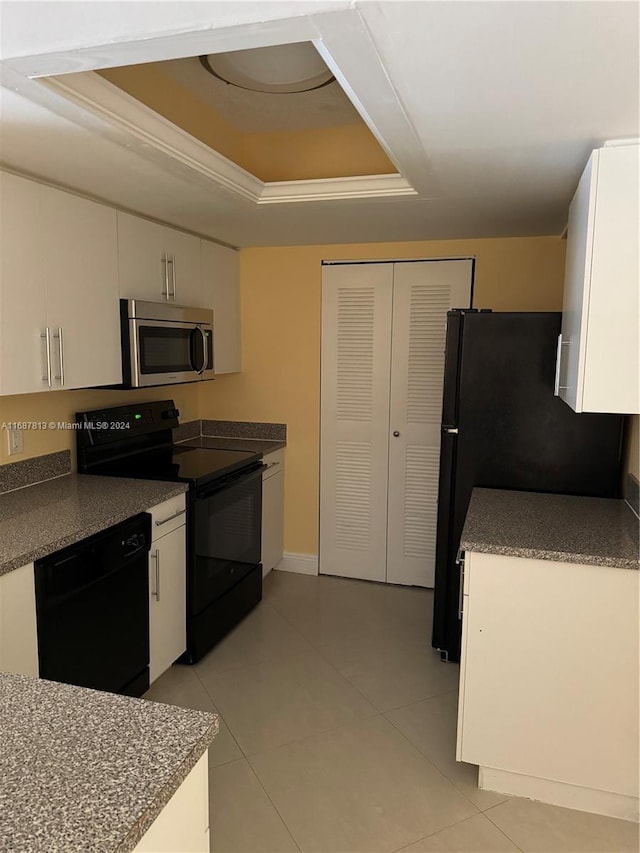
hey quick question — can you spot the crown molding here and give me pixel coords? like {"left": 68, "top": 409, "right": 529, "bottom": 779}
{"left": 34, "top": 72, "right": 416, "bottom": 206}
{"left": 259, "top": 174, "right": 416, "bottom": 204}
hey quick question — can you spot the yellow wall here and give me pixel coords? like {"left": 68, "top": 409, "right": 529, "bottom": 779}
{"left": 98, "top": 65, "right": 247, "bottom": 170}
{"left": 242, "top": 125, "right": 394, "bottom": 181}
{"left": 97, "top": 64, "right": 396, "bottom": 181}
{"left": 0, "top": 384, "right": 199, "bottom": 467}
{"left": 199, "top": 236, "right": 568, "bottom": 555}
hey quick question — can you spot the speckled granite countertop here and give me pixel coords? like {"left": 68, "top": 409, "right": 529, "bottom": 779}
{"left": 0, "top": 474, "right": 187, "bottom": 577}
{"left": 461, "top": 488, "right": 639, "bottom": 569}
{"left": 0, "top": 672, "right": 217, "bottom": 853}
{"left": 180, "top": 436, "right": 286, "bottom": 454}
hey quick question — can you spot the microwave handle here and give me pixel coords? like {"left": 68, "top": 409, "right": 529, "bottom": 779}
{"left": 199, "top": 326, "right": 208, "bottom": 374}
{"left": 189, "top": 327, "right": 207, "bottom": 375}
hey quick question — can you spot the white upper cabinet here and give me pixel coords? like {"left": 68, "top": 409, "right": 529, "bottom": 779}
{"left": 201, "top": 240, "right": 241, "bottom": 374}
{"left": 42, "top": 186, "right": 121, "bottom": 390}
{"left": 0, "top": 172, "right": 121, "bottom": 394}
{"left": 117, "top": 211, "right": 202, "bottom": 307}
{"left": 0, "top": 172, "right": 47, "bottom": 396}
{"left": 558, "top": 142, "right": 639, "bottom": 414}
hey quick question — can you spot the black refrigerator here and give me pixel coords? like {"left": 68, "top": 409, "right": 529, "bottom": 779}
{"left": 432, "top": 310, "right": 624, "bottom": 663}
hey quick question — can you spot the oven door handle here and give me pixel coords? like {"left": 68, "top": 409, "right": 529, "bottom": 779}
{"left": 196, "top": 463, "right": 266, "bottom": 500}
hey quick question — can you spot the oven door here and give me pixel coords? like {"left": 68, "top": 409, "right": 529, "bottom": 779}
{"left": 129, "top": 319, "right": 214, "bottom": 387}
{"left": 190, "top": 463, "right": 264, "bottom": 616}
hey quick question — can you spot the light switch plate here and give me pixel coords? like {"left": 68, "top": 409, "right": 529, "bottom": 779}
{"left": 7, "top": 427, "right": 23, "bottom": 456}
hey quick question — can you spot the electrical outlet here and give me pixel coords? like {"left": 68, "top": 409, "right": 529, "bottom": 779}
{"left": 8, "top": 427, "right": 23, "bottom": 456}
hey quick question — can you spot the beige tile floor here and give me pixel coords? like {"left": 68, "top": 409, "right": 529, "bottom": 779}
{"left": 145, "top": 571, "right": 639, "bottom": 853}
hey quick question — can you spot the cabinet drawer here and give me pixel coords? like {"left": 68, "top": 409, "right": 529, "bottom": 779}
{"left": 150, "top": 494, "right": 187, "bottom": 541}
{"left": 262, "top": 449, "right": 285, "bottom": 480}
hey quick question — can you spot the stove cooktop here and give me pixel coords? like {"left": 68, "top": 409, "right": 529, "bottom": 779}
{"left": 89, "top": 445, "right": 261, "bottom": 487}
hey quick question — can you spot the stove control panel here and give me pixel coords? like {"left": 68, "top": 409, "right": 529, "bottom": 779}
{"left": 75, "top": 400, "right": 181, "bottom": 452}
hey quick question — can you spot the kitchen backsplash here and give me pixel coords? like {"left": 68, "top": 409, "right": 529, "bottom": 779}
{"left": 173, "top": 419, "right": 286, "bottom": 443}
{"left": 0, "top": 450, "right": 71, "bottom": 495}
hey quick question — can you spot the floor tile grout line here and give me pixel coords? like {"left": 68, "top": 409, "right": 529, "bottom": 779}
{"left": 387, "top": 811, "right": 522, "bottom": 853}
{"left": 482, "top": 806, "right": 528, "bottom": 853}
{"left": 193, "top": 667, "right": 246, "bottom": 759}
{"left": 195, "top": 650, "right": 382, "bottom": 761}
{"left": 243, "top": 758, "right": 304, "bottom": 853}
{"left": 382, "top": 707, "right": 484, "bottom": 817}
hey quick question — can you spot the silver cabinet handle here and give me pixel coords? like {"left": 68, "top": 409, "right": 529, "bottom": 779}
{"left": 162, "top": 254, "right": 170, "bottom": 300}
{"left": 155, "top": 507, "right": 186, "bottom": 526}
{"left": 150, "top": 549, "right": 160, "bottom": 601}
{"left": 170, "top": 255, "right": 177, "bottom": 301}
{"left": 554, "top": 333, "right": 570, "bottom": 395}
{"left": 41, "top": 328, "right": 52, "bottom": 387}
{"left": 443, "top": 427, "right": 459, "bottom": 435}
{"left": 53, "top": 327, "right": 65, "bottom": 386}
{"left": 265, "top": 461, "right": 280, "bottom": 470}
{"left": 457, "top": 550, "right": 465, "bottom": 620}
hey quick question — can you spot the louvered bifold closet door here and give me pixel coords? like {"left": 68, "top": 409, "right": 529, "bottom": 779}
{"left": 386, "top": 260, "right": 473, "bottom": 587}
{"left": 320, "top": 263, "right": 393, "bottom": 582}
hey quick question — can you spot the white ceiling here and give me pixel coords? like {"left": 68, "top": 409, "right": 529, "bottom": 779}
{"left": 0, "top": 1, "right": 638, "bottom": 248}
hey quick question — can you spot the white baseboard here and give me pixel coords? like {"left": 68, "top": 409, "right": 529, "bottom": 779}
{"left": 479, "top": 767, "right": 640, "bottom": 823}
{"left": 275, "top": 553, "right": 319, "bottom": 576}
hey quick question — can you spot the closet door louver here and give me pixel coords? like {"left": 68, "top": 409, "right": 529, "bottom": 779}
{"left": 386, "top": 260, "right": 473, "bottom": 587}
{"left": 320, "top": 258, "right": 472, "bottom": 587}
{"left": 320, "top": 263, "right": 393, "bottom": 582}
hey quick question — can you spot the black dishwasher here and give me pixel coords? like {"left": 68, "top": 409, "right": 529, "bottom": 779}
{"left": 34, "top": 513, "right": 151, "bottom": 697}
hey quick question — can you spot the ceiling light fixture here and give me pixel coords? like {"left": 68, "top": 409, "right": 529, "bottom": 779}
{"left": 199, "top": 43, "right": 335, "bottom": 94}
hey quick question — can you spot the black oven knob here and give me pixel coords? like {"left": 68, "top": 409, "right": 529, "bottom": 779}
{"left": 162, "top": 408, "right": 179, "bottom": 420}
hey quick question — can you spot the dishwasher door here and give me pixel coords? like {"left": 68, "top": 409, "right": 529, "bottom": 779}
{"left": 35, "top": 513, "right": 151, "bottom": 697}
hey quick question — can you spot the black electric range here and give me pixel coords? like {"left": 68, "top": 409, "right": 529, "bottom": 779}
{"left": 76, "top": 400, "right": 266, "bottom": 662}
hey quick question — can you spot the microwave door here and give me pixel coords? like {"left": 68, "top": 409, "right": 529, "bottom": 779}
{"left": 130, "top": 318, "right": 202, "bottom": 387}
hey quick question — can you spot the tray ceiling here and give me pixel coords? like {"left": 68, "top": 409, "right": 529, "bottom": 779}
{"left": 0, "top": 1, "right": 638, "bottom": 248}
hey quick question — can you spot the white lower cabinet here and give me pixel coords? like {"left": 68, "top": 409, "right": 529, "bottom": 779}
{"left": 261, "top": 449, "right": 285, "bottom": 575}
{"left": 134, "top": 752, "right": 209, "bottom": 853}
{"left": 148, "top": 496, "right": 187, "bottom": 684}
{"left": 457, "top": 551, "right": 640, "bottom": 822}
{"left": 0, "top": 563, "right": 38, "bottom": 677}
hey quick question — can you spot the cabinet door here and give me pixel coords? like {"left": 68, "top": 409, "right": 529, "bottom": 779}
{"left": 0, "top": 563, "right": 39, "bottom": 677}
{"left": 583, "top": 144, "right": 639, "bottom": 413}
{"left": 149, "top": 524, "right": 187, "bottom": 684}
{"left": 386, "top": 260, "right": 473, "bottom": 587}
{"left": 559, "top": 151, "right": 598, "bottom": 412}
{"left": 261, "top": 451, "right": 285, "bottom": 575}
{"left": 560, "top": 143, "right": 640, "bottom": 414}
{"left": 165, "top": 228, "right": 202, "bottom": 307}
{"left": 0, "top": 172, "right": 48, "bottom": 396}
{"left": 458, "top": 552, "right": 640, "bottom": 799}
{"left": 201, "top": 240, "right": 241, "bottom": 373}
{"left": 134, "top": 754, "right": 209, "bottom": 853}
{"left": 118, "top": 212, "right": 173, "bottom": 303}
{"left": 41, "top": 187, "right": 121, "bottom": 389}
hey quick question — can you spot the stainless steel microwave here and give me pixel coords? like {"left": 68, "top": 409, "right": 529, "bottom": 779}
{"left": 120, "top": 300, "right": 214, "bottom": 388}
